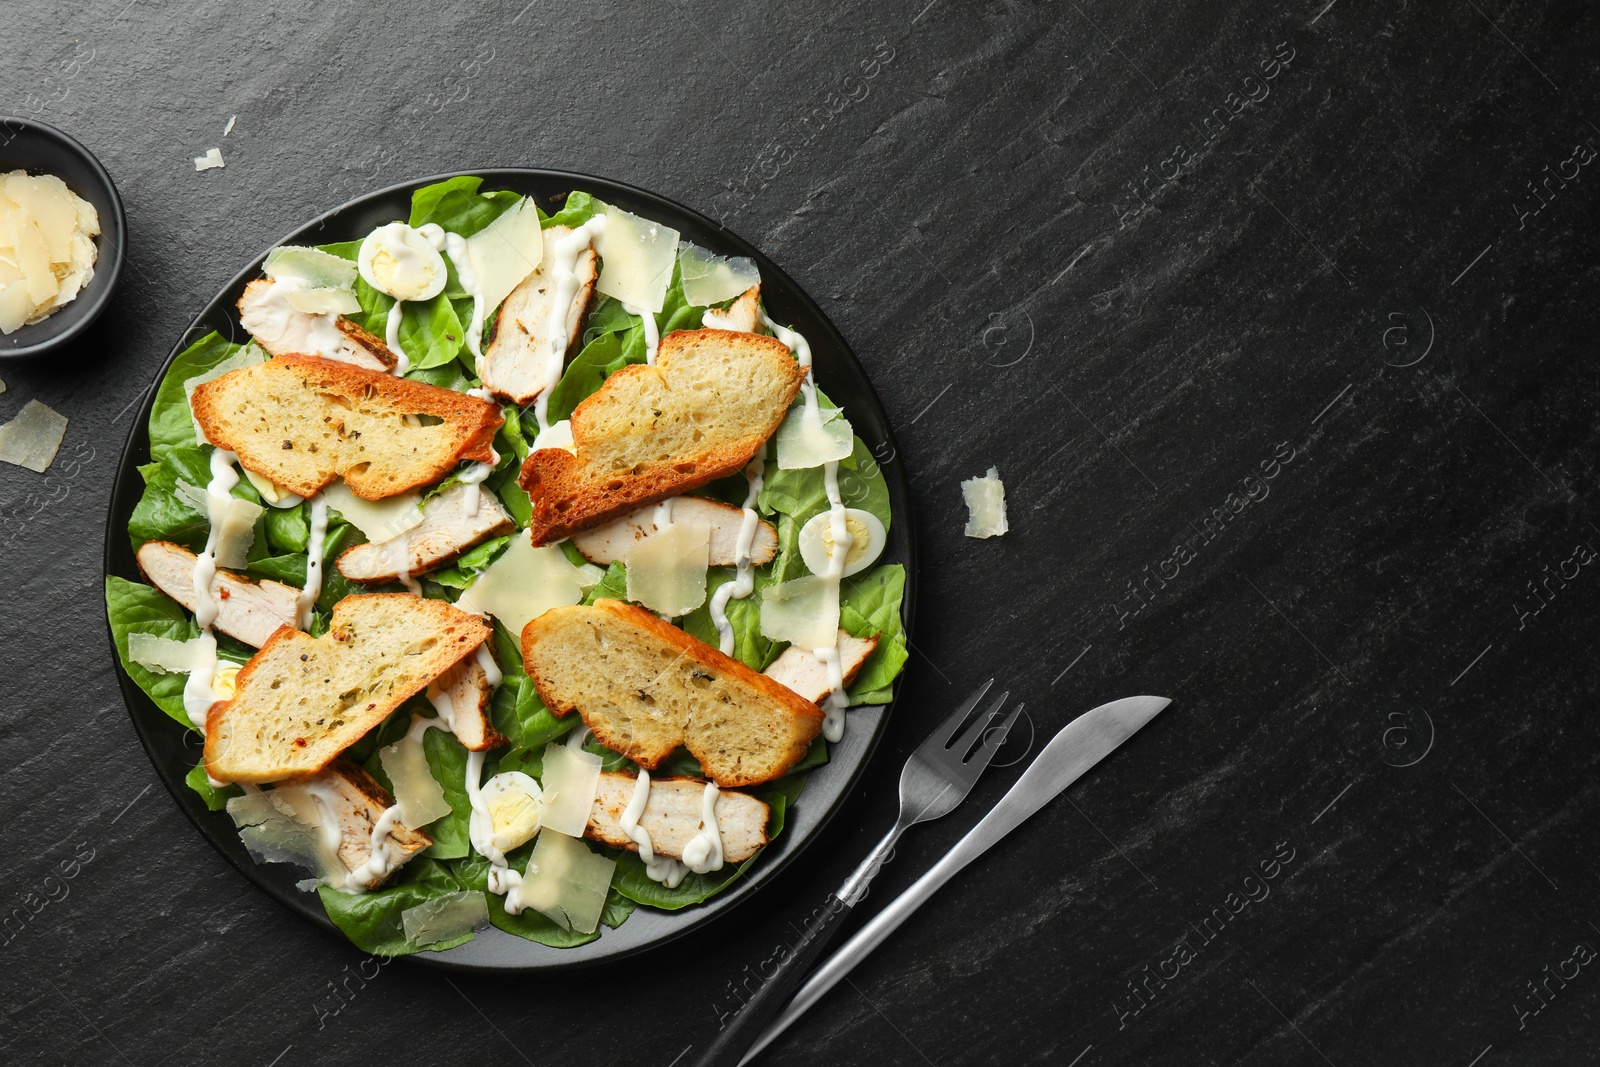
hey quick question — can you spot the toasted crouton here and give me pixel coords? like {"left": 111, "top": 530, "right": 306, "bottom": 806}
{"left": 135, "top": 540, "right": 299, "bottom": 647}
{"left": 586, "top": 772, "right": 769, "bottom": 863}
{"left": 479, "top": 225, "right": 598, "bottom": 405}
{"left": 191, "top": 354, "right": 502, "bottom": 500}
{"left": 521, "top": 599, "right": 823, "bottom": 788}
{"left": 517, "top": 329, "right": 805, "bottom": 545}
{"left": 336, "top": 482, "right": 515, "bottom": 583}
{"left": 204, "top": 593, "right": 491, "bottom": 783}
{"left": 762, "top": 630, "right": 879, "bottom": 704}
{"left": 568, "top": 495, "right": 777, "bottom": 567}
{"left": 237, "top": 278, "right": 398, "bottom": 372}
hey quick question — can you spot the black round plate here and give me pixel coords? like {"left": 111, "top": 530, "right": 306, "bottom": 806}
{"left": 103, "top": 170, "right": 917, "bottom": 971}
{"left": 0, "top": 116, "right": 126, "bottom": 358}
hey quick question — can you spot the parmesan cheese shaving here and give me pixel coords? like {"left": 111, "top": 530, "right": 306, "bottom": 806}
{"left": 193, "top": 148, "right": 225, "bottom": 172}
{"left": 226, "top": 791, "right": 345, "bottom": 885}
{"left": 678, "top": 242, "right": 760, "bottom": 307}
{"left": 510, "top": 829, "right": 614, "bottom": 933}
{"left": 466, "top": 197, "right": 544, "bottom": 314}
{"left": 0, "top": 172, "right": 99, "bottom": 332}
{"left": 379, "top": 733, "right": 453, "bottom": 830}
{"left": 283, "top": 286, "right": 361, "bottom": 316}
{"left": 759, "top": 574, "right": 841, "bottom": 649}
{"left": 0, "top": 399, "right": 67, "bottom": 472}
{"left": 127, "top": 632, "right": 216, "bottom": 674}
{"left": 625, "top": 514, "right": 711, "bottom": 617}
{"left": 263, "top": 245, "right": 358, "bottom": 290}
{"left": 320, "top": 481, "right": 425, "bottom": 543}
{"left": 210, "top": 492, "right": 264, "bottom": 569}
{"left": 594, "top": 203, "right": 680, "bottom": 314}
{"left": 402, "top": 890, "right": 489, "bottom": 947}
{"left": 775, "top": 400, "right": 853, "bottom": 470}
{"left": 961, "top": 466, "right": 1009, "bottom": 538}
{"left": 453, "top": 533, "right": 586, "bottom": 635}
{"left": 538, "top": 742, "right": 602, "bottom": 838}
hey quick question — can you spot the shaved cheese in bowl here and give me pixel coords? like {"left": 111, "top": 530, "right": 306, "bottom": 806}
{"left": 454, "top": 533, "right": 587, "bottom": 635}
{"left": 538, "top": 742, "right": 602, "bottom": 837}
{"left": 775, "top": 400, "right": 854, "bottom": 470}
{"left": 320, "top": 481, "right": 425, "bottom": 543}
{"left": 0, "top": 399, "right": 67, "bottom": 472}
{"left": 678, "top": 242, "right": 760, "bottom": 307}
{"left": 402, "top": 890, "right": 489, "bottom": 948}
{"left": 0, "top": 171, "right": 100, "bottom": 333}
{"left": 508, "top": 829, "right": 615, "bottom": 933}
{"left": 379, "top": 733, "right": 453, "bottom": 831}
{"left": 961, "top": 466, "right": 1009, "bottom": 538}
{"left": 466, "top": 198, "right": 544, "bottom": 313}
{"left": 625, "top": 514, "right": 711, "bottom": 617}
{"left": 759, "top": 575, "right": 841, "bottom": 649}
{"left": 595, "top": 203, "right": 680, "bottom": 313}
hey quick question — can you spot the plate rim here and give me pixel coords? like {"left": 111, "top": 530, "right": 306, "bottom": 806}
{"left": 101, "top": 167, "right": 918, "bottom": 972}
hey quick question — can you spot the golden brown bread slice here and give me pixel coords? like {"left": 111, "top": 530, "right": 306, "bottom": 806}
{"left": 191, "top": 354, "right": 502, "bottom": 500}
{"left": 135, "top": 540, "right": 299, "bottom": 647}
{"left": 762, "top": 630, "right": 879, "bottom": 704}
{"left": 586, "top": 772, "right": 769, "bottom": 863}
{"left": 335, "top": 482, "right": 515, "bottom": 583}
{"left": 568, "top": 495, "right": 777, "bottom": 567}
{"left": 237, "top": 278, "right": 399, "bottom": 372}
{"left": 204, "top": 593, "right": 491, "bottom": 783}
{"left": 517, "top": 329, "right": 806, "bottom": 545}
{"left": 479, "top": 225, "right": 598, "bottom": 405}
{"left": 521, "top": 598, "right": 823, "bottom": 787}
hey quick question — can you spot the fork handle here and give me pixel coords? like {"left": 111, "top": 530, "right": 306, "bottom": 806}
{"left": 691, "top": 891, "right": 854, "bottom": 1067}
{"left": 693, "top": 825, "right": 901, "bottom": 1067}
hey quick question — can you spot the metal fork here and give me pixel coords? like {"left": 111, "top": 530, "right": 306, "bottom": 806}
{"left": 694, "top": 679, "right": 1021, "bottom": 1067}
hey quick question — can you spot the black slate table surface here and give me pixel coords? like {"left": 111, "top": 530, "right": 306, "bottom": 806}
{"left": 3, "top": 2, "right": 1597, "bottom": 1064}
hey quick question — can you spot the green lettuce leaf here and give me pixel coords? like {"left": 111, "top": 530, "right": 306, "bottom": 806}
{"left": 186, "top": 760, "right": 239, "bottom": 810}
{"left": 542, "top": 190, "right": 599, "bottom": 229}
{"left": 408, "top": 176, "right": 522, "bottom": 238}
{"left": 149, "top": 332, "right": 243, "bottom": 461}
{"left": 317, "top": 858, "right": 477, "bottom": 955}
{"left": 841, "top": 564, "right": 908, "bottom": 704}
{"left": 104, "top": 576, "right": 199, "bottom": 727}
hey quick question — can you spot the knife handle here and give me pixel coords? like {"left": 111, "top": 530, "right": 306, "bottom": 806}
{"left": 691, "top": 892, "right": 854, "bottom": 1067}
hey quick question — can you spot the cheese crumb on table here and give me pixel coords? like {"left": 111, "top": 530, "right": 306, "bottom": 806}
{"left": 961, "top": 466, "right": 1009, "bottom": 538}
{"left": 193, "top": 148, "right": 225, "bottom": 172}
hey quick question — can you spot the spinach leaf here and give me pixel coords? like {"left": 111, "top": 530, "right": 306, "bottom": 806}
{"left": 542, "top": 190, "right": 599, "bottom": 229}
{"left": 408, "top": 176, "right": 521, "bottom": 238}
{"left": 263, "top": 502, "right": 309, "bottom": 554}
{"left": 679, "top": 570, "right": 778, "bottom": 671}
{"left": 759, "top": 433, "right": 890, "bottom": 532}
{"left": 399, "top": 293, "right": 465, "bottom": 370}
{"left": 186, "top": 760, "right": 239, "bottom": 810}
{"left": 841, "top": 564, "right": 908, "bottom": 704}
{"left": 149, "top": 332, "right": 243, "bottom": 461}
{"left": 419, "top": 729, "right": 472, "bottom": 860}
{"left": 317, "top": 859, "right": 477, "bottom": 956}
{"left": 104, "top": 576, "right": 199, "bottom": 727}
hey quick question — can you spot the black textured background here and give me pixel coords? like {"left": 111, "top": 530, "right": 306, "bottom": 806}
{"left": 2, "top": 2, "right": 1597, "bottom": 1064}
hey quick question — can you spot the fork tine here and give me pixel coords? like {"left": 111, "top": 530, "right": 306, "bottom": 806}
{"left": 933, "top": 679, "right": 995, "bottom": 746}
{"left": 948, "top": 692, "right": 1010, "bottom": 759}
{"left": 965, "top": 702, "right": 1025, "bottom": 768}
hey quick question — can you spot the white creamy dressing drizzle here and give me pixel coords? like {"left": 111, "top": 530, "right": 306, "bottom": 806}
{"left": 565, "top": 724, "right": 593, "bottom": 751}
{"left": 252, "top": 276, "right": 349, "bottom": 359}
{"left": 762, "top": 313, "right": 852, "bottom": 741}
{"left": 621, "top": 301, "right": 660, "bottom": 365}
{"left": 384, "top": 302, "right": 409, "bottom": 376}
{"left": 182, "top": 447, "right": 240, "bottom": 731}
{"left": 708, "top": 443, "right": 766, "bottom": 656}
{"left": 700, "top": 307, "right": 737, "bottom": 330}
{"left": 458, "top": 386, "right": 501, "bottom": 518}
{"left": 620, "top": 770, "right": 689, "bottom": 888}
{"left": 681, "top": 781, "right": 725, "bottom": 875}
{"left": 296, "top": 495, "right": 329, "bottom": 630}
{"left": 443, "top": 231, "right": 485, "bottom": 364}
{"left": 533, "top": 215, "right": 609, "bottom": 432}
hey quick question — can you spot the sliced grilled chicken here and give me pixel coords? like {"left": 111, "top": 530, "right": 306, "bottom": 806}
{"left": 292, "top": 759, "right": 431, "bottom": 890}
{"left": 433, "top": 648, "right": 505, "bottom": 752}
{"left": 479, "top": 225, "right": 598, "bottom": 405}
{"left": 135, "top": 540, "right": 299, "bottom": 647}
{"left": 761, "top": 629, "right": 879, "bottom": 704}
{"left": 336, "top": 482, "right": 515, "bottom": 583}
{"left": 700, "top": 284, "right": 761, "bottom": 333}
{"left": 569, "top": 495, "right": 777, "bottom": 567}
{"left": 585, "top": 773, "right": 769, "bottom": 863}
{"left": 236, "top": 277, "right": 397, "bottom": 372}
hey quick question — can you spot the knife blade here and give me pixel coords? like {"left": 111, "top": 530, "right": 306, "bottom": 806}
{"left": 737, "top": 694, "right": 1172, "bottom": 1065}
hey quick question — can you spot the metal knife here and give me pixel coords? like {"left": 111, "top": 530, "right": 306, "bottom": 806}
{"left": 737, "top": 694, "right": 1172, "bottom": 1065}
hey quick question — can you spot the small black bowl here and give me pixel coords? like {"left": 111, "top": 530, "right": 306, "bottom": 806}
{"left": 0, "top": 116, "right": 125, "bottom": 358}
